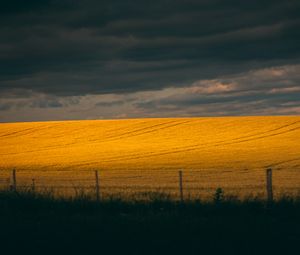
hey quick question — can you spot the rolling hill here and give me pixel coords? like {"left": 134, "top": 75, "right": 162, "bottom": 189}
{"left": 0, "top": 116, "right": 299, "bottom": 198}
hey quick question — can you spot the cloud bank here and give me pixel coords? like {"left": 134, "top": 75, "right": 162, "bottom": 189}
{"left": 0, "top": 0, "right": 299, "bottom": 121}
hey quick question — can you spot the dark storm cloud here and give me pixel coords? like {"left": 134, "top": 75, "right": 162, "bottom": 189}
{"left": 132, "top": 64, "right": 300, "bottom": 116}
{"left": 0, "top": 92, "right": 80, "bottom": 112}
{"left": 0, "top": 0, "right": 299, "bottom": 96}
{"left": 136, "top": 92, "right": 300, "bottom": 109}
{"left": 95, "top": 100, "right": 125, "bottom": 107}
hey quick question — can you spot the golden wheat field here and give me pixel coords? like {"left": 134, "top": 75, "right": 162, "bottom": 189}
{"left": 0, "top": 116, "right": 300, "bottom": 199}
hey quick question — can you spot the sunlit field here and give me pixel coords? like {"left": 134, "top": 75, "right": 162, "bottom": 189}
{"left": 0, "top": 116, "right": 299, "bottom": 199}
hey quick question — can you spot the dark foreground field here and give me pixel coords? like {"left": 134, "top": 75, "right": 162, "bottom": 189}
{"left": 0, "top": 191, "right": 299, "bottom": 255}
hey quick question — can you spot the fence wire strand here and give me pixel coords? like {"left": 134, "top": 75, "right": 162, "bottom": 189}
{"left": 0, "top": 168, "right": 299, "bottom": 200}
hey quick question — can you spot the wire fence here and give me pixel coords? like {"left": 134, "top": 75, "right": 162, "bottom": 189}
{"left": 0, "top": 168, "right": 300, "bottom": 201}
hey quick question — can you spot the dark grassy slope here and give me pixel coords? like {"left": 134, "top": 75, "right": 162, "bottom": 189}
{"left": 0, "top": 191, "right": 299, "bottom": 255}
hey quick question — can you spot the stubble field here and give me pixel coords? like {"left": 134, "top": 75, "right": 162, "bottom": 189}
{"left": 0, "top": 116, "right": 299, "bottom": 199}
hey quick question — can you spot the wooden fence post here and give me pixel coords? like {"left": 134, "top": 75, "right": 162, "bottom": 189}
{"left": 266, "top": 168, "right": 273, "bottom": 203}
{"left": 95, "top": 170, "right": 100, "bottom": 201}
{"left": 179, "top": 170, "right": 183, "bottom": 202}
{"left": 11, "top": 169, "right": 17, "bottom": 192}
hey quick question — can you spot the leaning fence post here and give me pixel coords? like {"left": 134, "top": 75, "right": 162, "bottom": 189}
{"left": 179, "top": 170, "right": 183, "bottom": 202}
{"left": 95, "top": 170, "right": 100, "bottom": 201}
{"left": 266, "top": 168, "right": 273, "bottom": 203}
{"left": 10, "top": 169, "right": 17, "bottom": 192}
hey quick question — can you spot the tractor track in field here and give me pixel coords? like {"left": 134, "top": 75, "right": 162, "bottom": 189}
{"left": 0, "top": 119, "right": 192, "bottom": 156}
{"left": 265, "top": 157, "right": 300, "bottom": 168}
{"left": 64, "top": 121, "right": 300, "bottom": 168}
{"left": 85, "top": 118, "right": 240, "bottom": 143}
{"left": 0, "top": 127, "right": 39, "bottom": 138}
{"left": 0, "top": 123, "right": 64, "bottom": 139}
{"left": 87, "top": 119, "right": 192, "bottom": 142}
{"left": 1, "top": 120, "right": 300, "bottom": 164}
{"left": 95, "top": 121, "right": 300, "bottom": 163}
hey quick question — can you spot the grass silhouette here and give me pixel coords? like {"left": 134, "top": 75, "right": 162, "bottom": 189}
{"left": 0, "top": 189, "right": 299, "bottom": 255}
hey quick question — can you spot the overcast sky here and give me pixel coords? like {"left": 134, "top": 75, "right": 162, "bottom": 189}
{"left": 0, "top": 0, "right": 300, "bottom": 122}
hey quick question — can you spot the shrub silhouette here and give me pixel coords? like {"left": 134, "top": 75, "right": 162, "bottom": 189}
{"left": 214, "top": 187, "right": 224, "bottom": 203}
